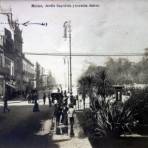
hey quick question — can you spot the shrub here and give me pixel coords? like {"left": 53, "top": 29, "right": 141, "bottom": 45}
{"left": 93, "top": 98, "right": 138, "bottom": 138}
{"left": 125, "top": 87, "right": 148, "bottom": 124}
{"left": 78, "top": 98, "right": 138, "bottom": 139}
{"left": 78, "top": 87, "right": 148, "bottom": 139}
{"left": 77, "top": 109, "right": 96, "bottom": 137}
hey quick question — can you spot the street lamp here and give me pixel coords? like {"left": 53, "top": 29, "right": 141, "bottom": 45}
{"left": 63, "top": 21, "right": 75, "bottom": 137}
{"left": 63, "top": 21, "right": 72, "bottom": 96}
{"left": 63, "top": 56, "right": 70, "bottom": 93}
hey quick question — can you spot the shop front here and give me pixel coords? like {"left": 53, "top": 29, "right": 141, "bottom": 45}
{"left": 5, "top": 80, "right": 16, "bottom": 99}
{"left": 0, "top": 75, "right": 5, "bottom": 99}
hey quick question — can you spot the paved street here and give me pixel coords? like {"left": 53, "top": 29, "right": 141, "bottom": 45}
{"left": 0, "top": 99, "right": 91, "bottom": 148}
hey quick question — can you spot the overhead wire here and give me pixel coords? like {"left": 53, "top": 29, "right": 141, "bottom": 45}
{"left": 24, "top": 52, "right": 144, "bottom": 57}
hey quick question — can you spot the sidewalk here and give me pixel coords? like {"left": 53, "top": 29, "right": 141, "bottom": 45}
{"left": 51, "top": 114, "right": 92, "bottom": 148}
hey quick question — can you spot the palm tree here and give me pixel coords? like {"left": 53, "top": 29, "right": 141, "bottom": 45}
{"left": 78, "top": 77, "right": 87, "bottom": 109}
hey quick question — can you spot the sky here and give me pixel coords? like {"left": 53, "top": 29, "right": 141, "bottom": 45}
{"left": 0, "top": 0, "right": 148, "bottom": 88}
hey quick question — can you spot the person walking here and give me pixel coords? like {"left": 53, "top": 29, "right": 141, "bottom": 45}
{"left": 43, "top": 93, "right": 46, "bottom": 105}
{"left": 48, "top": 92, "right": 52, "bottom": 107}
{"left": 67, "top": 104, "right": 75, "bottom": 137}
{"left": 27, "top": 93, "right": 32, "bottom": 103}
{"left": 3, "top": 96, "right": 10, "bottom": 113}
{"left": 33, "top": 91, "right": 40, "bottom": 112}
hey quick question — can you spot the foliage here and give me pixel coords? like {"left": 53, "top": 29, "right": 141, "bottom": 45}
{"left": 77, "top": 109, "right": 97, "bottom": 136}
{"left": 106, "top": 48, "right": 148, "bottom": 84}
{"left": 125, "top": 87, "right": 148, "bottom": 124}
{"left": 78, "top": 98, "right": 138, "bottom": 139}
{"left": 78, "top": 65, "right": 114, "bottom": 109}
{"left": 47, "top": 71, "right": 56, "bottom": 90}
{"left": 77, "top": 49, "right": 148, "bottom": 139}
{"left": 93, "top": 98, "right": 137, "bottom": 138}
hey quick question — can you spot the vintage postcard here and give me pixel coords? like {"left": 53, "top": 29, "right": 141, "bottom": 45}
{"left": 0, "top": 0, "right": 148, "bottom": 148}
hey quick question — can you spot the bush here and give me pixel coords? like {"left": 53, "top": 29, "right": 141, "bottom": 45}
{"left": 125, "top": 87, "right": 148, "bottom": 124}
{"left": 77, "top": 109, "right": 96, "bottom": 137}
{"left": 78, "top": 87, "right": 148, "bottom": 139}
{"left": 77, "top": 98, "right": 138, "bottom": 139}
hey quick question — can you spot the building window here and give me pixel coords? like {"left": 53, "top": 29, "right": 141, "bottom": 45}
{"left": 0, "top": 54, "right": 2, "bottom": 67}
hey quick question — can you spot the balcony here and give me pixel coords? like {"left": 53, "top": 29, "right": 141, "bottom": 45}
{"left": 0, "top": 66, "right": 10, "bottom": 76}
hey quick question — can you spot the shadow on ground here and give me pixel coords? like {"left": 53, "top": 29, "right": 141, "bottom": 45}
{"left": 89, "top": 137, "right": 148, "bottom": 148}
{"left": 0, "top": 105, "right": 59, "bottom": 148}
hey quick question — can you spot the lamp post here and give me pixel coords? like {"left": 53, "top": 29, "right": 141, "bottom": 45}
{"left": 63, "top": 21, "right": 75, "bottom": 137}
{"left": 63, "top": 56, "right": 70, "bottom": 93}
{"left": 63, "top": 21, "right": 72, "bottom": 96}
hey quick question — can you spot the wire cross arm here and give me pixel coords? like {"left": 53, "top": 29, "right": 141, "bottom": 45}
{"left": 0, "top": 21, "right": 48, "bottom": 26}
{"left": 22, "top": 21, "right": 48, "bottom": 26}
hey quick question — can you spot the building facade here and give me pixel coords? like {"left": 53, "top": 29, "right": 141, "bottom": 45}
{"left": 22, "top": 55, "right": 35, "bottom": 93}
{"left": 0, "top": 13, "right": 46, "bottom": 99}
{"left": 0, "top": 46, "right": 5, "bottom": 99}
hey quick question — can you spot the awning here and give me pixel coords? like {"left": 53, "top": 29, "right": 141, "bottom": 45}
{"left": 6, "top": 82, "right": 16, "bottom": 89}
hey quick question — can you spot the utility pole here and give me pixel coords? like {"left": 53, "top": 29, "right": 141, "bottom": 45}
{"left": 63, "top": 21, "right": 74, "bottom": 137}
{"left": 63, "top": 21, "right": 72, "bottom": 96}
{"left": 67, "top": 58, "right": 70, "bottom": 93}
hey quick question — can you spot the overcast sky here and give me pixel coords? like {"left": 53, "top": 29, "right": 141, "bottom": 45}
{"left": 0, "top": 0, "right": 148, "bottom": 88}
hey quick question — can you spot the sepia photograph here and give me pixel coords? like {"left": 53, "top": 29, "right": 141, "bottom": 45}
{"left": 0, "top": 0, "right": 148, "bottom": 147}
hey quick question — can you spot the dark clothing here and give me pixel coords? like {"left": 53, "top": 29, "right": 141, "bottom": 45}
{"left": 48, "top": 93, "right": 52, "bottom": 106}
{"left": 69, "top": 117, "right": 74, "bottom": 125}
{"left": 54, "top": 105, "right": 62, "bottom": 126}
{"left": 62, "top": 107, "right": 68, "bottom": 125}
{"left": 33, "top": 102, "right": 40, "bottom": 112}
{"left": 43, "top": 94, "right": 46, "bottom": 104}
{"left": 3, "top": 99, "right": 10, "bottom": 113}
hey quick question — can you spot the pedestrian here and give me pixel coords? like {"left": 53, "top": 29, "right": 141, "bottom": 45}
{"left": 3, "top": 96, "right": 10, "bottom": 113}
{"left": 61, "top": 105, "right": 68, "bottom": 124}
{"left": 43, "top": 93, "right": 46, "bottom": 105}
{"left": 33, "top": 91, "right": 40, "bottom": 112}
{"left": 64, "top": 90, "right": 67, "bottom": 97}
{"left": 48, "top": 92, "right": 52, "bottom": 107}
{"left": 32, "top": 91, "right": 35, "bottom": 103}
{"left": 56, "top": 105, "right": 63, "bottom": 126}
{"left": 27, "top": 93, "right": 32, "bottom": 103}
{"left": 67, "top": 104, "right": 75, "bottom": 137}
{"left": 54, "top": 99, "right": 58, "bottom": 106}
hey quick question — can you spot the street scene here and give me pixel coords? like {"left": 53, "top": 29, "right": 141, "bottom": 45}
{"left": 1, "top": 0, "right": 148, "bottom": 148}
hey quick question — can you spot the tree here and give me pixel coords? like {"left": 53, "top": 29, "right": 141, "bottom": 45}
{"left": 106, "top": 58, "right": 134, "bottom": 84}
{"left": 78, "top": 65, "right": 113, "bottom": 110}
{"left": 78, "top": 77, "right": 87, "bottom": 109}
{"left": 47, "top": 71, "right": 56, "bottom": 91}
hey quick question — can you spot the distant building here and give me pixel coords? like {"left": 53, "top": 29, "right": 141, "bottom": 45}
{"left": 0, "top": 33, "right": 15, "bottom": 98}
{"left": 42, "top": 74, "right": 48, "bottom": 88}
{"left": 4, "top": 56, "right": 16, "bottom": 98}
{"left": 0, "top": 13, "right": 46, "bottom": 98}
{"left": 0, "top": 46, "right": 5, "bottom": 98}
{"left": 22, "top": 55, "right": 35, "bottom": 92}
{"left": 35, "top": 62, "right": 45, "bottom": 90}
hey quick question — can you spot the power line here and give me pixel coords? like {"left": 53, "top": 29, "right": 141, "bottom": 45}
{"left": 24, "top": 52, "right": 144, "bottom": 57}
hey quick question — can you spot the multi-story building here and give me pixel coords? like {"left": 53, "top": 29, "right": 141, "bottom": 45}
{"left": 0, "top": 13, "right": 31, "bottom": 98}
{"left": 35, "top": 62, "right": 46, "bottom": 90}
{"left": 22, "top": 55, "right": 35, "bottom": 93}
{"left": 0, "top": 45, "right": 5, "bottom": 99}
{"left": 4, "top": 56, "right": 16, "bottom": 98}
{"left": 0, "top": 13, "right": 46, "bottom": 98}
{"left": 0, "top": 33, "right": 15, "bottom": 99}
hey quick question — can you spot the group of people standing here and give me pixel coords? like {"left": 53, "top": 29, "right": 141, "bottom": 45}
{"left": 26, "top": 91, "right": 39, "bottom": 104}
{"left": 43, "top": 92, "right": 52, "bottom": 106}
{"left": 52, "top": 92, "right": 75, "bottom": 137}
